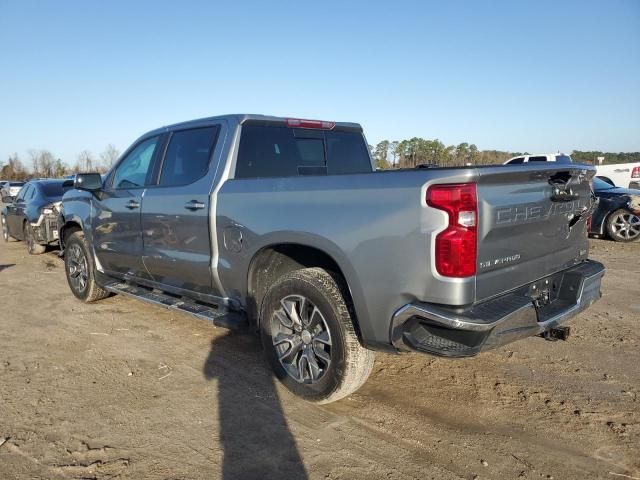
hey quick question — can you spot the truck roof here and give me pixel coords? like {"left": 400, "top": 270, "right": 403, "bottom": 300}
{"left": 145, "top": 114, "right": 363, "bottom": 137}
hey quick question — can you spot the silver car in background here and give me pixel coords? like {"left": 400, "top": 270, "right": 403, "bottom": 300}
{"left": 0, "top": 181, "right": 25, "bottom": 199}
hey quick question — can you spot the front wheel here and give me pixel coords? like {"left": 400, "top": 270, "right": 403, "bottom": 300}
{"left": 24, "top": 223, "right": 46, "bottom": 254}
{"left": 1, "top": 215, "right": 14, "bottom": 242}
{"left": 260, "top": 267, "right": 375, "bottom": 404}
{"left": 606, "top": 209, "right": 640, "bottom": 242}
{"left": 64, "top": 231, "right": 110, "bottom": 302}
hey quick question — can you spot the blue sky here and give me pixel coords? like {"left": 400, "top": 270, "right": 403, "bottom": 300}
{"left": 1, "top": 0, "right": 638, "bottom": 165}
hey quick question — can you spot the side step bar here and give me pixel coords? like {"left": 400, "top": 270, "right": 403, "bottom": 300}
{"left": 103, "top": 281, "right": 248, "bottom": 331}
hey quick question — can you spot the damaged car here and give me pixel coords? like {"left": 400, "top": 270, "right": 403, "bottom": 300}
{"left": 591, "top": 177, "right": 640, "bottom": 242}
{"left": 1, "top": 179, "right": 67, "bottom": 253}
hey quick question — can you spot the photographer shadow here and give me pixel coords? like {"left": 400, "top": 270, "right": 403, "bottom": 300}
{"left": 203, "top": 331, "right": 308, "bottom": 480}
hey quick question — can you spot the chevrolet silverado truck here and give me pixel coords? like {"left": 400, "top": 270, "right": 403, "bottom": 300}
{"left": 58, "top": 114, "right": 605, "bottom": 403}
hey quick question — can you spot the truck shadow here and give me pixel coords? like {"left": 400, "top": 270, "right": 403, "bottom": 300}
{"left": 203, "top": 332, "right": 308, "bottom": 480}
{"left": 0, "top": 264, "right": 15, "bottom": 273}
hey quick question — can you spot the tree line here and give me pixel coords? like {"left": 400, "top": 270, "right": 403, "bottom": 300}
{"left": 369, "top": 139, "right": 640, "bottom": 170}
{"left": 2, "top": 140, "right": 638, "bottom": 180}
{"left": 0, "top": 145, "right": 119, "bottom": 181}
{"left": 570, "top": 151, "right": 640, "bottom": 166}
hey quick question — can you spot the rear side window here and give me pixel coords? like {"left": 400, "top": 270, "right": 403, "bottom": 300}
{"left": 235, "top": 125, "right": 371, "bottom": 178}
{"left": 507, "top": 157, "right": 524, "bottom": 164}
{"left": 17, "top": 185, "right": 31, "bottom": 201}
{"left": 528, "top": 156, "right": 548, "bottom": 162}
{"left": 159, "top": 126, "right": 219, "bottom": 187}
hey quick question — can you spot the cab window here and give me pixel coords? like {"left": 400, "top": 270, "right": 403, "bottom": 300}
{"left": 158, "top": 126, "right": 219, "bottom": 187}
{"left": 112, "top": 136, "right": 159, "bottom": 189}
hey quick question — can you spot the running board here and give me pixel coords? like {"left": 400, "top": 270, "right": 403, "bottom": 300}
{"left": 103, "top": 281, "right": 247, "bottom": 331}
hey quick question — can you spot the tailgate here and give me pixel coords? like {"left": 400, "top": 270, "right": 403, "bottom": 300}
{"left": 476, "top": 164, "right": 596, "bottom": 302}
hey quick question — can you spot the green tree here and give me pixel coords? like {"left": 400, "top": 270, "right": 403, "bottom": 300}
{"left": 373, "top": 140, "right": 390, "bottom": 169}
{"left": 389, "top": 141, "right": 399, "bottom": 167}
{"left": 468, "top": 144, "right": 479, "bottom": 165}
{"left": 54, "top": 159, "right": 67, "bottom": 178}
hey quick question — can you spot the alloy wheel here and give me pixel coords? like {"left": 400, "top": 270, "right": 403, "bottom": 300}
{"left": 67, "top": 243, "right": 89, "bottom": 293}
{"left": 271, "top": 294, "right": 332, "bottom": 384}
{"left": 611, "top": 212, "right": 640, "bottom": 241}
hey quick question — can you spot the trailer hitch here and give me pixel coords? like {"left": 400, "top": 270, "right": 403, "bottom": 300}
{"left": 542, "top": 326, "right": 571, "bottom": 341}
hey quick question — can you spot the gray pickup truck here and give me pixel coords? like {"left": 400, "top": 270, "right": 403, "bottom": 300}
{"left": 58, "top": 114, "right": 605, "bottom": 403}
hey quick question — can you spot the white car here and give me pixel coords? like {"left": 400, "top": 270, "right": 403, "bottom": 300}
{"left": 504, "top": 153, "right": 573, "bottom": 165}
{"left": 595, "top": 162, "right": 640, "bottom": 189}
{"left": 0, "top": 181, "right": 25, "bottom": 199}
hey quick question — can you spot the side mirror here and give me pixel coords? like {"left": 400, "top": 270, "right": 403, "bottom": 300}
{"left": 74, "top": 173, "right": 103, "bottom": 192}
{"left": 2, "top": 195, "right": 15, "bottom": 204}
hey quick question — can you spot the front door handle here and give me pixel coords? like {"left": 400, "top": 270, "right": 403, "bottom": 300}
{"left": 184, "top": 200, "right": 206, "bottom": 211}
{"left": 125, "top": 200, "right": 140, "bottom": 210}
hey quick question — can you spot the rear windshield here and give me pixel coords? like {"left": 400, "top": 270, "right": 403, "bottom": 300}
{"left": 235, "top": 125, "right": 372, "bottom": 178}
{"left": 10, "top": 182, "right": 24, "bottom": 186}
{"left": 593, "top": 178, "right": 614, "bottom": 190}
{"left": 40, "top": 182, "right": 64, "bottom": 198}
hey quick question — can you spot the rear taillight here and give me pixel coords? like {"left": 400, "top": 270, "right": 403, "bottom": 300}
{"left": 285, "top": 118, "right": 335, "bottom": 130}
{"left": 426, "top": 183, "right": 477, "bottom": 277}
{"left": 632, "top": 166, "right": 640, "bottom": 179}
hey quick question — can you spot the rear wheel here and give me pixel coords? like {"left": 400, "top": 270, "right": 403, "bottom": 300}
{"left": 1, "top": 215, "right": 14, "bottom": 242}
{"left": 606, "top": 209, "right": 640, "bottom": 242}
{"left": 260, "top": 268, "right": 375, "bottom": 404}
{"left": 64, "top": 231, "right": 110, "bottom": 302}
{"left": 24, "top": 223, "right": 46, "bottom": 254}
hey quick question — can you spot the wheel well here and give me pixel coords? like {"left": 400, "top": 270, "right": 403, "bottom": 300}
{"left": 61, "top": 221, "right": 82, "bottom": 247}
{"left": 247, "top": 244, "right": 361, "bottom": 336}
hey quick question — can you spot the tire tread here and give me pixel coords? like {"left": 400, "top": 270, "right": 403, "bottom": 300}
{"left": 263, "top": 267, "right": 375, "bottom": 404}
{"left": 66, "top": 231, "right": 110, "bottom": 302}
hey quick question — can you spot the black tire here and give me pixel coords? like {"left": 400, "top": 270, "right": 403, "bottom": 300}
{"left": 260, "top": 267, "right": 375, "bottom": 404}
{"left": 606, "top": 209, "right": 640, "bottom": 242}
{"left": 1, "top": 214, "right": 15, "bottom": 242}
{"left": 24, "top": 223, "right": 46, "bottom": 255}
{"left": 64, "top": 231, "right": 110, "bottom": 302}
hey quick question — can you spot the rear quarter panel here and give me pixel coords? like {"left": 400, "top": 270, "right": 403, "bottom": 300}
{"left": 216, "top": 169, "right": 475, "bottom": 348}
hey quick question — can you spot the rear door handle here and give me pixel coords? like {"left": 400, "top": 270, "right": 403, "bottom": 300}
{"left": 125, "top": 200, "right": 140, "bottom": 210}
{"left": 184, "top": 200, "right": 206, "bottom": 211}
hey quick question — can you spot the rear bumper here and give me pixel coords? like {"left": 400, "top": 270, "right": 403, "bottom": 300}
{"left": 391, "top": 260, "right": 605, "bottom": 357}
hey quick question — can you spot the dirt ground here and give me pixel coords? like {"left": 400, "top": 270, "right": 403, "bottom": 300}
{"left": 0, "top": 238, "right": 638, "bottom": 480}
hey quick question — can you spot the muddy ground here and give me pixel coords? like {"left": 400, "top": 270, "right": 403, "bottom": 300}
{"left": 0, "top": 238, "right": 638, "bottom": 480}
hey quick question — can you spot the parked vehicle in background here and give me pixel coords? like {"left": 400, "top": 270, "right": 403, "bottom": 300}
{"left": 595, "top": 162, "right": 640, "bottom": 189}
{"left": 590, "top": 177, "right": 640, "bottom": 242}
{"left": 504, "top": 153, "right": 573, "bottom": 165}
{"left": 58, "top": 114, "right": 604, "bottom": 403}
{"left": 1, "top": 179, "right": 66, "bottom": 253}
{"left": 0, "top": 181, "right": 25, "bottom": 200}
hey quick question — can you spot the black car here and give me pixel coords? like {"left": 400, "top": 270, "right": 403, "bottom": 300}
{"left": 590, "top": 177, "right": 640, "bottom": 242}
{"left": 1, "top": 179, "right": 67, "bottom": 254}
